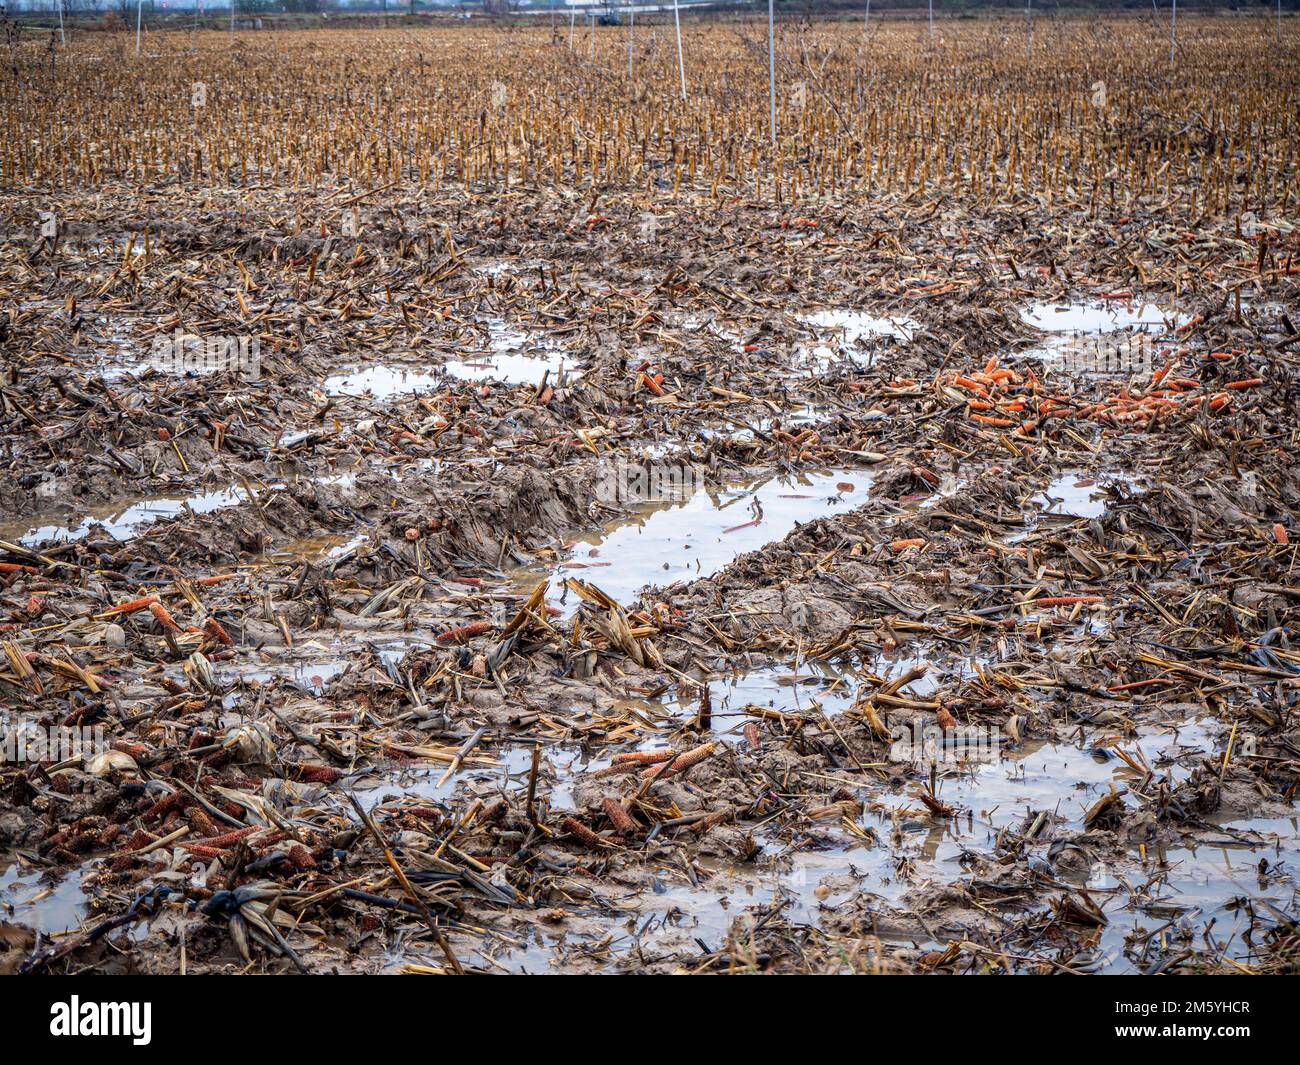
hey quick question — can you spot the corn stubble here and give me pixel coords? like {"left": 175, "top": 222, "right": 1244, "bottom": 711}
{"left": 3, "top": 18, "right": 1296, "bottom": 216}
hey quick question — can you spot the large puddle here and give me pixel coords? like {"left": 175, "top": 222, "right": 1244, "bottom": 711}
{"left": 1017, "top": 300, "right": 1189, "bottom": 373}
{"left": 6, "top": 626, "right": 1291, "bottom": 977}
{"left": 0, "top": 860, "right": 90, "bottom": 937}
{"left": 451, "top": 667, "right": 1274, "bottom": 974}
{"left": 1090, "top": 813, "right": 1300, "bottom": 974}
{"left": 516, "top": 467, "right": 874, "bottom": 616}
{"left": 323, "top": 366, "right": 442, "bottom": 399}
{"left": 443, "top": 320, "right": 575, "bottom": 385}
{"left": 2, "top": 484, "right": 266, "bottom": 547}
{"left": 795, "top": 309, "right": 920, "bottom": 370}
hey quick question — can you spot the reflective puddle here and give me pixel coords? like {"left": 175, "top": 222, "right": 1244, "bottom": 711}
{"left": 3, "top": 484, "right": 266, "bottom": 547}
{"left": 0, "top": 860, "right": 90, "bottom": 937}
{"left": 1090, "top": 814, "right": 1300, "bottom": 974}
{"left": 517, "top": 468, "right": 874, "bottom": 616}
{"left": 1019, "top": 301, "right": 1185, "bottom": 335}
{"left": 1030, "top": 472, "right": 1138, "bottom": 520}
{"left": 444, "top": 320, "right": 576, "bottom": 385}
{"left": 323, "top": 366, "right": 442, "bottom": 399}
{"left": 795, "top": 309, "right": 920, "bottom": 369}
{"left": 1017, "top": 301, "right": 1189, "bottom": 373}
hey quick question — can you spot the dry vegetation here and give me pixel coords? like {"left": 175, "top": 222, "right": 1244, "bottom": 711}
{"left": 4, "top": 18, "right": 1298, "bottom": 212}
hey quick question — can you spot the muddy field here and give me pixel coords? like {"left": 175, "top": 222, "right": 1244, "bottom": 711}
{"left": 2, "top": 17, "right": 1299, "bottom": 975}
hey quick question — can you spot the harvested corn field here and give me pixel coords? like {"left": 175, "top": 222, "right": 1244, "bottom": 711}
{"left": 2, "top": 11, "right": 1299, "bottom": 988}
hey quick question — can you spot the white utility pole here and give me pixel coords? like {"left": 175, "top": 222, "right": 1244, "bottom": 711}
{"left": 768, "top": 0, "right": 776, "bottom": 144}
{"left": 672, "top": 0, "right": 686, "bottom": 100}
{"left": 928, "top": 0, "right": 933, "bottom": 37}
{"left": 57, "top": 0, "right": 65, "bottom": 45}
{"left": 136, "top": 0, "right": 142, "bottom": 53}
{"left": 1170, "top": 0, "right": 1177, "bottom": 63}
{"left": 628, "top": 8, "right": 634, "bottom": 80}
{"left": 864, "top": 0, "right": 869, "bottom": 30}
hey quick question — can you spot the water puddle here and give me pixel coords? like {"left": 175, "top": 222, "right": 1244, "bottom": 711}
{"left": 700, "top": 405, "right": 832, "bottom": 443}
{"left": 473, "top": 259, "right": 541, "bottom": 279}
{"left": 795, "top": 309, "right": 920, "bottom": 369}
{"left": 625, "top": 843, "right": 900, "bottom": 959}
{"left": 255, "top": 533, "right": 370, "bottom": 566}
{"left": 1019, "top": 301, "right": 1185, "bottom": 335}
{"left": 3, "top": 484, "right": 267, "bottom": 548}
{"left": 0, "top": 861, "right": 90, "bottom": 936}
{"left": 1089, "top": 814, "right": 1300, "bottom": 974}
{"left": 358, "top": 742, "right": 598, "bottom": 815}
{"left": 444, "top": 320, "right": 575, "bottom": 385}
{"left": 443, "top": 351, "right": 573, "bottom": 386}
{"left": 517, "top": 468, "right": 874, "bottom": 616}
{"left": 893, "top": 718, "right": 1217, "bottom": 839}
{"left": 323, "top": 366, "right": 442, "bottom": 399}
{"left": 357, "top": 745, "right": 537, "bottom": 811}
{"left": 220, "top": 658, "right": 354, "bottom": 696}
{"left": 864, "top": 643, "right": 985, "bottom": 698}
{"left": 483, "top": 831, "right": 910, "bottom": 974}
{"left": 647, "top": 663, "right": 863, "bottom": 733}
{"left": 1030, "top": 472, "right": 1136, "bottom": 520}
{"left": 1017, "top": 301, "right": 1189, "bottom": 372}
{"left": 434, "top": 649, "right": 1250, "bottom": 972}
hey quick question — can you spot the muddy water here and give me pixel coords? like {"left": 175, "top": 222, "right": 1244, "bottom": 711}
{"left": 1, "top": 483, "right": 268, "bottom": 547}
{"left": 0, "top": 861, "right": 90, "bottom": 936}
{"left": 641, "top": 651, "right": 986, "bottom": 731}
{"left": 654, "top": 663, "right": 862, "bottom": 731}
{"left": 1030, "top": 471, "right": 1138, "bottom": 519}
{"left": 795, "top": 309, "right": 920, "bottom": 369}
{"left": 7, "top": 452, "right": 436, "bottom": 550}
{"left": 323, "top": 366, "right": 442, "bottom": 399}
{"left": 1089, "top": 814, "right": 1300, "bottom": 974}
{"left": 698, "top": 404, "right": 832, "bottom": 443}
{"left": 1017, "top": 300, "right": 1189, "bottom": 373}
{"left": 885, "top": 718, "right": 1217, "bottom": 833}
{"left": 255, "top": 533, "right": 370, "bottom": 566}
{"left": 443, "top": 320, "right": 575, "bottom": 385}
{"left": 186, "top": 632, "right": 442, "bottom": 702}
{"left": 514, "top": 468, "right": 874, "bottom": 616}
{"left": 352, "top": 744, "right": 606, "bottom": 814}
{"left": 454, "top": 657, "right": 1272, "bottom": 975}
